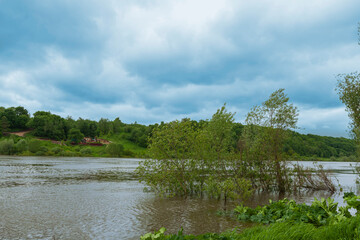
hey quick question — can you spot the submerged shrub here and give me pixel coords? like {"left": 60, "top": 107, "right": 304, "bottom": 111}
{"left": 60, "top": 150, "right": 76, "bottom": 157}
{"left": 80, "top": 147, "right": 92, "bottom": 155}
{"left": 0, "top": 139, "right": 15, "bottom": 155}
{"left": 15, "top": 139, "right": 28, "bottom": 153}
{"left": 28, "top": 139, "right": 42, "bottom": 153}
{"left": 106, "top": 143, "right": 124, "bottom": 157}
{"left": 51, "top": 146, "right": 63, "bottom": 154}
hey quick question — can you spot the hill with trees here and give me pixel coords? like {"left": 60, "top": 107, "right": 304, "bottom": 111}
{"left": 0, "top": 105, "right": 357, "bottom": 160}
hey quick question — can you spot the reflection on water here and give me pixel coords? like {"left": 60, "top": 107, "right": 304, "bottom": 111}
{"left": 0, "top": 156, "right": 359, "bottom": 239}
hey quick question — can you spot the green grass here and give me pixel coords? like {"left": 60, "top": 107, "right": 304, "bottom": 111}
{"left": 101, "top": 133, "right": 147, "bottom": 157}
{"left": 0, "top": 133, "right": 146, "bottom": 158}
{"left": 141, "top": 216, "right": 360, "bottom": 240}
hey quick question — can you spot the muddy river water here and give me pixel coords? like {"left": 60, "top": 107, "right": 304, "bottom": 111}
{"left": 0, "top": 156, "right": 359, "bottom": 239}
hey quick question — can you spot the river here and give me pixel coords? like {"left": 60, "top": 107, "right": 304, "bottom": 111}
{"left": 0, "top": 156, "right": 359, "bottom": 239}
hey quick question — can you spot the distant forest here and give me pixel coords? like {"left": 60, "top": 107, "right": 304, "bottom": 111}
{"left": 0, "top": 106, "right": 356, "bottom": 159}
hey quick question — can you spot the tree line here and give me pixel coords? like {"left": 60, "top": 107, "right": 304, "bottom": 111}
{"left": 0, "top": 105, "right": 356, "bottom": 158}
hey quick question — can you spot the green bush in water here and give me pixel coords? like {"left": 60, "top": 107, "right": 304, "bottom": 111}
{"left": 106, "top": 143, "right": 124, "bottom": 157}
{"left": 51, "top": 146, "right": 63, "bottom": 154}
{"left": 15, "top": 139, "right": 28, "bottom": 153}
{"left": 28, "top": 139, "right": 42, "bottom": 153}
{"left": 0, "top": 139, "right": 15, "bottom": 155}
{"left": 80, "top": 147, "right": 92, "bottom": 155}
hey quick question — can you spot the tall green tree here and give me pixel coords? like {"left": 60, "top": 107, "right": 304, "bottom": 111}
{"left": 336, "top": 72, "right": 360, "bottom": 142}
{"left": 244, "top": 89, "right": 298, "bottom": 193}
{"left": 28, "top": 111, "right": 67, "bottom": 140}
{"left": 1, "top": 116, "right": 10, "bottom": 134}
{"left": 68, "top": 128, "right": 84, "bottom": 143}
{"left": 98, "top": 118, "right": 111, "bottom": 135}
{"left": 137, "top": 118, "right": 198, "bottom": 197}
{"left": 336, "top": 26, "right": 360, "bottom": 151}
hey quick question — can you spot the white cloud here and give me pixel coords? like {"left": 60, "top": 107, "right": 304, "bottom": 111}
{"left": 0, "top": 0, "right": 359, "bottom": 137}
{"left": 297, "top": 105, "right": 349, "bottom": 137}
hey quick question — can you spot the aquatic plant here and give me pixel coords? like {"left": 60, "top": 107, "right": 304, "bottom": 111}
{"left": 234, "top": 193, "right": 359, "bottom": 226}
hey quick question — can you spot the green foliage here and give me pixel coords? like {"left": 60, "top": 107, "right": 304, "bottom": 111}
{"left": 137, "top": 106, "right": 253, "bottom": 201}
{"left": 343, "top": 192, "right": 360, "bottom": 214}
{"left": 141, "top": 216, "right": 360, "bottom": 240}
{"left": 98, "top": 118, "right": 111, "bottom": 135}
{"left": 28, "top": 139, "right": 42, "bottom": 153}
{"left": 15, "top": 139, "right": 28, "bottom": 152}
{"left": 68, "top": 128, "right": 84, "bottom": 143}
{"left": 76, "top": 118, "right": 97, "bottom": 138}
{"left": 0, "top": 139, "right": 15, "bottom": 155}
{"left": 51, "top": 146, "right": 63, "bottom": 154}
{"left": 137, "top": 118, "right": 199, "bottom": 197}
{"left": 1, "top": 116, "right": 10, "bottom": 133}
{"left": 141, "top": 227, "right": 167, "bottom": 240}
{"left": 142, "top": 195, "right": 360, "bottom": 240}
{"left": 284, "top": 132, "right": 356, "bottom": 158}
{"left": 0, "top": 106, "right": 30, "bottom": 131}
{"left": 106, "top": 143, "right": 124, "bottom": 157}
{"left": 336, "top": 72, "right": 360, "bottom": 154}
{"left": 234, "top": 193, "right": 360, "bottom": 226}
{"left": 28, "top": 111, "right": 67, "bottom": 140}
{"left": 243, "top": 89, "right": 299, "bottom": 193}
{"left": 0, "top": 105, "right": 356, "bottom": 159}
{"left": 80, "top": 147, "right": 92, "bottom": 155}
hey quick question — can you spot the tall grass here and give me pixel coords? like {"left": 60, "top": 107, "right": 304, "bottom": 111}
{"left": 141, "top": 216, "right": 360, "bottom": 240}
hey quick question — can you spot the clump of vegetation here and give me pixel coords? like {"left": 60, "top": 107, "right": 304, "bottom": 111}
{"left": 141, "top": 216, "right": 360, "bottom": 240}
{"left": 80, "top": 147, "right": 92, "bottom": 155}
{"left": 137, "top": 89, "right": 335, "bottom": 201}
{"left": 0, "top": 139, "right": 15, "bottom": 155}
{"left": 234, "top": 194, "right": 360, "bottom": 226}
{"left": 106, "top": 143, "right": 124, "bottom": 157}
{"left": 28, "top": 139, "right": 42, "bottom": 153}
{"left": 141, "top": 194, "right": 360, "bottom": 240}
{"left": 137, "top": 105, "right": 254, "bottom": 201}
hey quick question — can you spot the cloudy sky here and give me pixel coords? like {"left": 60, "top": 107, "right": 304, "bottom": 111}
{"left": 0, "top": 0, "right": 359, "bottom": 137}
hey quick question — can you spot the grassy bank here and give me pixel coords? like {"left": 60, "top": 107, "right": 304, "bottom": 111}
{"left": 141, "top": 217, "right": 360, "bottom": 240}
{"left": 0, "top": 134, "right": 147, "bottom": 158}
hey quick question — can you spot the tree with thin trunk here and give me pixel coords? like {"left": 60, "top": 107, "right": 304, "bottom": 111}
{"left": 244, "top": 89, "right": 298, "bottom": 193}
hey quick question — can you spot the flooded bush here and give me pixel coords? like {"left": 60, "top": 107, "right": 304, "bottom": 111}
{"left": 0, "top": 139, "right": 15, "bottom": 155}
{"left": 137, "top": 107, "right": 253, "bottom": 201}
{"left": 28, "top": 139, "right": 42, "bottom": 153}
{"left": 60, "top": 150, "right": 76, "bottom": 157}
{"left": 80, "top": 147, "right": 92, "bottom": 155}
{"left": 51, "top": 147, "right": 63, "bottom": 154}
{"left": 292, "top": 163, "right": 335, "bottom": 192}
{"left": 106, "top": 143, "right": 124, "bottom": 157}
{"left": 138, "top": 90, "right": 335, "bottom": 201}
{"left": 15, "top": 139, "right": 28, "bottom": 153}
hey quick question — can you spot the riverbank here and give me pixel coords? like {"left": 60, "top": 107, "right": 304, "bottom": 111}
{"left": 0, "top": 134, "right": 147, "bottom": 158}
{"left": 1, "top": 134, "right": 358, "bottom": 162}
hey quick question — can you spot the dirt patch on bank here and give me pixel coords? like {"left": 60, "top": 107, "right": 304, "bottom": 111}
{"left": 7, "top": 130, "right": 32, "bottom": 137}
